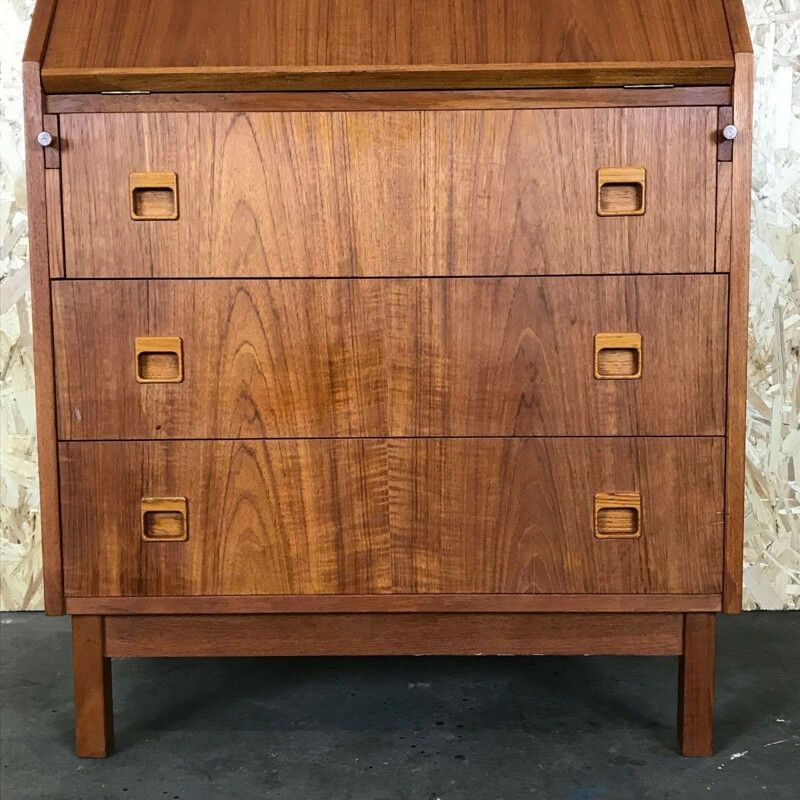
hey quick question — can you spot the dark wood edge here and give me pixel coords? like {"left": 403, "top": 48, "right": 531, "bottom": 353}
{"left": 39, "top": 63, "right": 735, "bottom": 95}
{"left": 717, "top": 107, "right": 734, "bottom": 161}
{"left": 101, "top": 612, "right": 685, "bottom": 657}
{"left": 22, "top": 0, "right": 58, "bottom": 65}
{"left": 722, "top": 0, "right": 754, "bottom": 55}
{"left": 43, "top": 86, "right": 733, "bottom": 114}
{"left": 722, "top": 50, "right": 754, "bottom": 614}
{"left": 22, "top": 61, "right": 64, "bottom": 615}
{"left": 66, "top": 594, "right": 722, "bottom": 615}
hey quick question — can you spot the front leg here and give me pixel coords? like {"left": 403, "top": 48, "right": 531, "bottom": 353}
{"left": 678, "top": 612, "right": 715, "bottom": 756}
{"left": 72, "top": 615, "right": 114, "bottom": 757}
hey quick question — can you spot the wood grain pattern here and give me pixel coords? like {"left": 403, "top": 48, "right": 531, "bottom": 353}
{"left": 59, "top": 438, "right": 724, "bottom": 598}
{"left": 72, "top": 616, "right": 113, "bottom": 758}
{"left": 722, "top": 49, "right": 754, "bottom": 614}
{"left": 66, "top": 594, "right": 723, "bottom": 616}
{"left": 678, "top": 613, "right": 716, "bottom": 756}
{"left": 44, "top": 87, "right": 734, "bottom": 115}
{"left": 390, "top": 438, "right": 724, "bottom": 595}
{"left": 61, "top": 440, "right": 391, "bottom": 598}
{"left": 103, "top": 613, "right": 685, "bottom": 657}
{"left": 59, "top": 108, "right": 718, "bottom": 278}
{"left": 40, "top": 0, "right": 734, "bottom": 92}
{"left": 22, "top": 58, "right": 64, "bottom": 615}
{"left": 52, "top": 276, "right": 728, "bottom": 440}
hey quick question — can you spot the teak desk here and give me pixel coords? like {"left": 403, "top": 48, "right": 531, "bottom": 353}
{"left": 23, "top": 0, "right": 752, "bottom": 757}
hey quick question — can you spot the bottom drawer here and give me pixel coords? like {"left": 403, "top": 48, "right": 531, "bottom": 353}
{"left": 60, "top": 438, "right": 724, "bottom": 597}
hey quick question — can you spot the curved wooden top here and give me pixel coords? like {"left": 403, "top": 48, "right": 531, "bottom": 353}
{"left": 37, "top": 0, "right": 736, "bottom": 93}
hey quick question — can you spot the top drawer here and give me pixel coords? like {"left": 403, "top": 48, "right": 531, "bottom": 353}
{"left": 59, "top": 107, "right": 718, "bottom": 278}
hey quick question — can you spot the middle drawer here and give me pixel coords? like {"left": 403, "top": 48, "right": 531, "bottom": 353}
{"left": 53, "top": 275, "right": 727, "bottom": 439}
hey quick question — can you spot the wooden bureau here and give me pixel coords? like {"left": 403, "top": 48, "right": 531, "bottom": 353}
{"left": 24, "top": 0, "right": 753, "bottom": 758}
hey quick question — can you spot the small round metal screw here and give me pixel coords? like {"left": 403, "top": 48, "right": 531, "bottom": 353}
{"left": 37, "top": 130, "right": 53, "bottom": 147}
{"left": 722, "top": 124, "right": 738, "bottom": 141}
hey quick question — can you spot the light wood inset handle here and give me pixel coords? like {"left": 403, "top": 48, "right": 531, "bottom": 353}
{"left": 594, "top": 333, "right": 642, "bottom": 379}
{"left": 597, "top": 167, "right": 646, "bottom": 216}
{"left": 130, "top": 172, "right": 178, "bottom": 220}
{"left": 135, "top": 336, "right": 183, "bottom": 383}
{"left": 594, "top": 493, "right": 641, "bottom": 539}
{"left": 141, "top": 497, "right": 188, "bottom": 542}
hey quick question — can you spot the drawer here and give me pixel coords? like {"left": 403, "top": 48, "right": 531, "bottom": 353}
{"left": 53, "top": 276, "right": 727, "bottom": 439}
{"left": 60, "top": 437, "right": 724, "bottom": 597}
{"left": 59, "top": 107, "right": 717, "bottom": 278}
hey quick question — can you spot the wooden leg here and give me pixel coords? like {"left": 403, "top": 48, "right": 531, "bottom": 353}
{"left": 678, "top": 612, "right": 715, "bottom": 756}
{"left": 72, "top": 615, "right": 114, "bottom": 758}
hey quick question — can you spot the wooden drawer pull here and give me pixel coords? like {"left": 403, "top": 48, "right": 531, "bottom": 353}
{"left": 135, "top": 336, "right": 183, "bottom": 383}
{"left": 130, "top": 172, "right": 179, "bottom": 220}
{"left": 597, "top": 167, "right": 646, "bottom": 216}
{"left": 594, "top": 333, "right": 642, "bottom": 379}
{"left": 141, "top": 497, "right": 188, "bottom": 542}
{"left": 594, "top": 493, "right": 641, "bottom": 539}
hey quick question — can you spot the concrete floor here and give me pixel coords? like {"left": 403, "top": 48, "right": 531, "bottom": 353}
{"left": 0, "top": 613, "right": 797, "bottom": 800}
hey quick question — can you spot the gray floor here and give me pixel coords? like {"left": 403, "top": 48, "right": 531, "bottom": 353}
{"left": 1, "top": 613, "right": 798, "bottom": 800}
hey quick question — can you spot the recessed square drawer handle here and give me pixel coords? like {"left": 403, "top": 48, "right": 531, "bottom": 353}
{"left": 130, "top": 172, "right": 179, "bottom": 220}
{"left": 594, "top": 333, "right": 642, "bottom": 379}
{"left": 135, "top": 336, "right": 183, "bottom": 383}
{"left": 594, "top": 493, "right": 641, "bottom": 539}
{"left": 597, "top": 167, "right": 646, "bottom": 216}
{"left": 141, "top": 497, "right": 188, "bottom": 542}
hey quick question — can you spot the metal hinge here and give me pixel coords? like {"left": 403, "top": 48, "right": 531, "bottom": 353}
{"left": 100, "top": 90, "right": 151, "bottom": 95}
{"left": 623, "top": 84, "right": 675, "bottom": 89}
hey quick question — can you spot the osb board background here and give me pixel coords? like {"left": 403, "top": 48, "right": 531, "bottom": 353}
{"left": 1, "top": 1, "right": 798, "bottom": 610}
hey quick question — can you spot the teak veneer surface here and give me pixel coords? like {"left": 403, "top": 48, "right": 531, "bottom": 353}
{"left": 60, "top": 438, "right": 724, "bottom": 598}
{"left": 59, "top": 108, "right": 717, "bottom": 278}
{"left": 40, "top": 0, "right": 734, "bottom": 93}
{"left": 53, "top": 276, "right": 728, "bottom": 439}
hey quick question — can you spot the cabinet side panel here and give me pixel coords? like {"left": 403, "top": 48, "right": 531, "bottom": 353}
{"left": 722, "top": 50, "right": 754, "bottom": 614}
{"left": 22, "top": 59, "right": 64, "bottom": 614}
